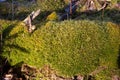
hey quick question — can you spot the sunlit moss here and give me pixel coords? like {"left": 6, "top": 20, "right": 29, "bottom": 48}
{"left": 46, "top": 12, "right": 58, "bottom": 21}
{"left": 2, "top": 20, "right": 120, "bottom": 78}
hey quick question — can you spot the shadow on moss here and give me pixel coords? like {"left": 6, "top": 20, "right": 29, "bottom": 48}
{"left": 5, "top": 44, "right": 30, "bottom": 53}
{"left": 2, "top": 24, "right": 16, "bottom": 39}
{"left": 2, "top": 23, "right": 30, "bottom": 53}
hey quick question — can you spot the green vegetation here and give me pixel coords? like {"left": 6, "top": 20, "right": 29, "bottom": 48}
{"left": 0, "top": 0, "right": 120, "bottom": 79}
{"left": 1, "top": 20, "right": 120, "bottom": 78}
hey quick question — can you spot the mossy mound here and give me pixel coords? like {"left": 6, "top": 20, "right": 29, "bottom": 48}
{"left": 1, "top": 20, "right": 120, "bottom": 79}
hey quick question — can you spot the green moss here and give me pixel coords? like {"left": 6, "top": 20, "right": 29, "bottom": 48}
{"left": 2, "top": 20, "right": 120, "bottom": 78}
{"left": 46, "top": 12, "right": 58, "bottom": 21}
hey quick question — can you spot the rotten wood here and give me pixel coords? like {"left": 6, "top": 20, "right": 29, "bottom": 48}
{"left": 23, "top": 9, "right": 40, "bottom": 33}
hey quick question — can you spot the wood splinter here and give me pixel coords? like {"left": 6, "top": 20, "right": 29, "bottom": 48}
{"left": 23, "top": 9, "right": 40, "bottom": 33}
